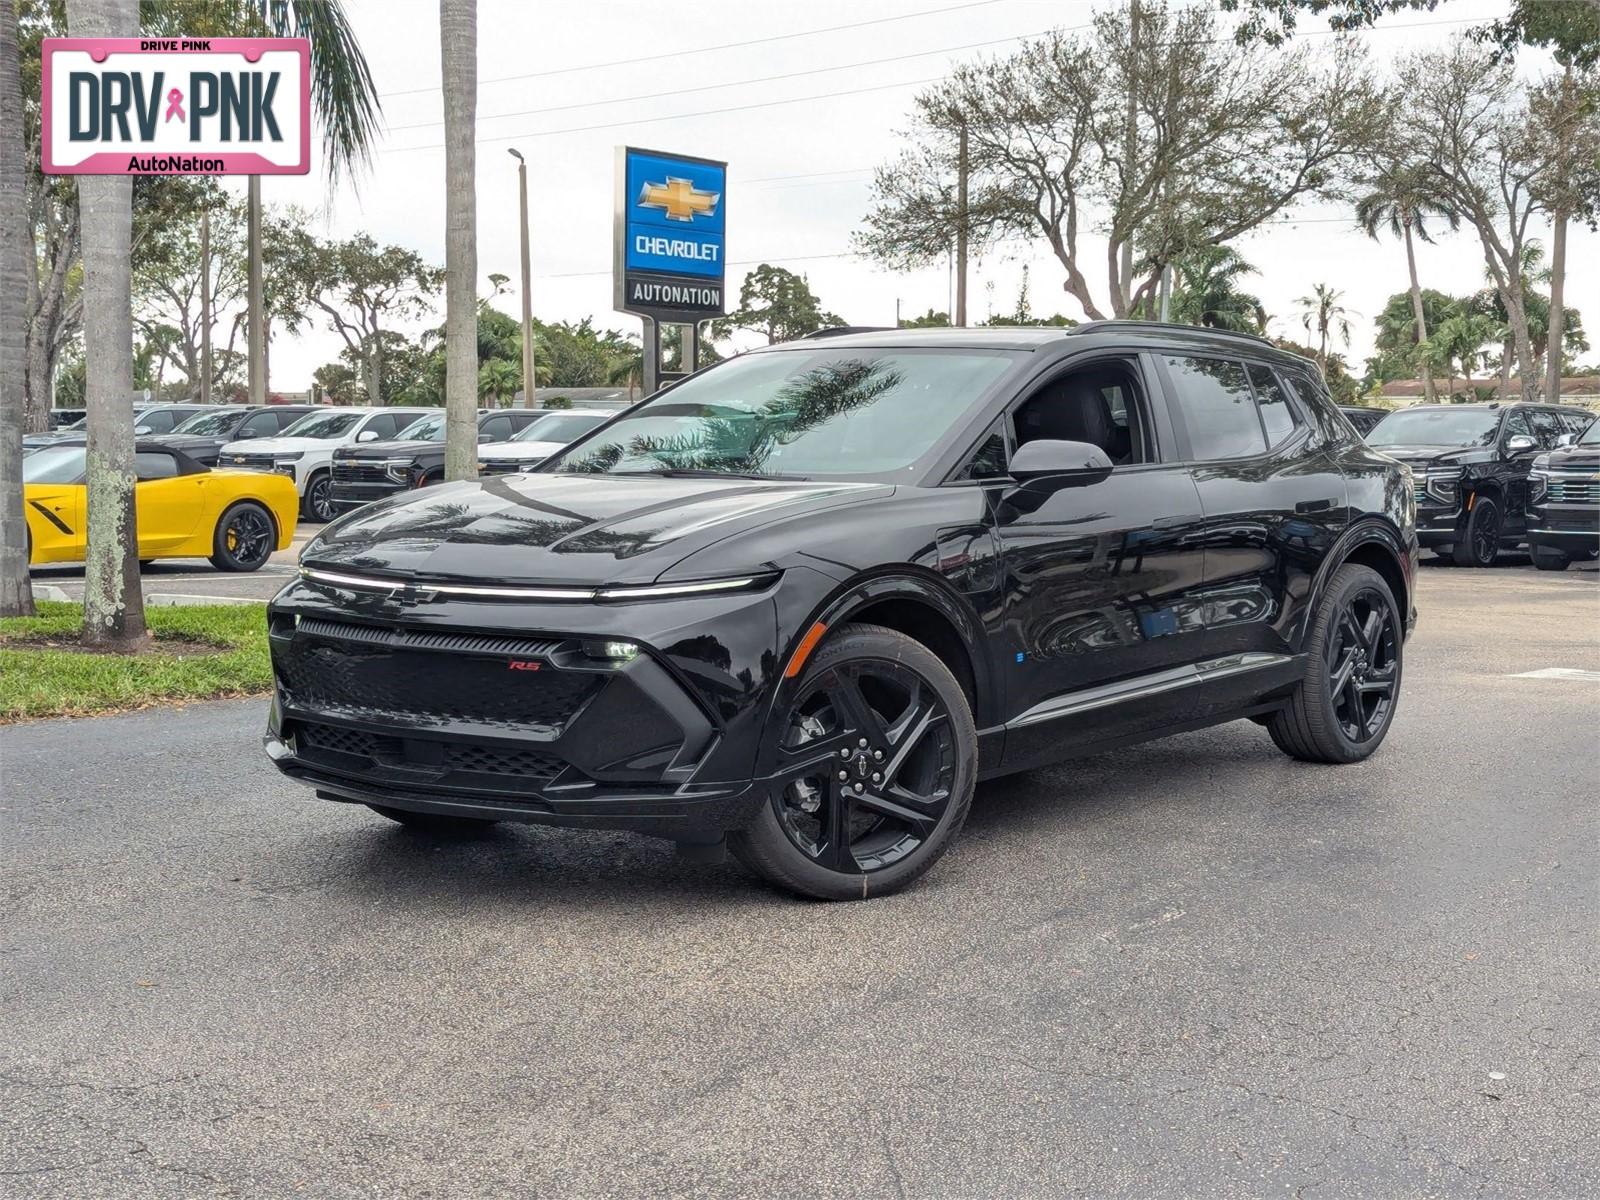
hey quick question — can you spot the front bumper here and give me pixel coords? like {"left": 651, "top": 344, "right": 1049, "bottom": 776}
{"left": 264, "top": 577, "right": 791, "bottom": 839}
{"left": 1414, "top": 499, "right": 1464, "bottom": 547}
{"left": 328, "top": 478, "right": 407, "bottom": 514}
{"left": 1527, "top": 502, "right": 1600, "bottom": 549}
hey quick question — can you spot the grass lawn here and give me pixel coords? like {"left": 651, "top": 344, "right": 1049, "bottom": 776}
{"left": 0, "top": 601, "right": 271, "bottom": 721}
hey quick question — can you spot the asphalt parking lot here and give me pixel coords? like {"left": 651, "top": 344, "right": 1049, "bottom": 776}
{"left": 2, "top": 563, "right": 1596, "bottom": 1197}
{"left": 28, "top": 526, "right": 318, "bottom": 606}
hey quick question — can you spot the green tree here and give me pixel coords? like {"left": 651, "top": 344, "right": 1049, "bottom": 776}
{"left": 1168, "top": 245, "right": 1267, "bottom": 333}
{"left": 313, "top": 361, "right": 363, "bottom": 405}
{"left": 1367, "top": 288, "right": 1463, "bottom": 383}
{"left": 710, "top": 265, "right": 843, "bottom": 344}
{"left": 1356, "top": 163, "right": 1460, "bottom": 403}
{"left": 1424, "top": 312, "right": 1502, "bottom": 399}
{"left": 1297, "top": 283, "right": 1356, "bottom": 373}
{"left": 478, "top": 358, "right": 520, "bottom": 407}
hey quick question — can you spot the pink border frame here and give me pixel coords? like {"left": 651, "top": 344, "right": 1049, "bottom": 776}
{"left": 41, "top": 37, "right": 311, "bottom": 175}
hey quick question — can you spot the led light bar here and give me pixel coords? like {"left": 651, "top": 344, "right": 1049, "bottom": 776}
{"left": 298, "top": 567, "right": 773, "bottom": 602}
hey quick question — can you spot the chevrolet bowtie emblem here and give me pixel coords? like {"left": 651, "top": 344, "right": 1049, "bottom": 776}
{"left": 638, "top": 176, "right": 719, "bottom": 222}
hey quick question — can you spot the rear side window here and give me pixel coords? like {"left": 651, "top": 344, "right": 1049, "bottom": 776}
{"left": 1246, "top": 364, "right": 1298, "bottom": 447}
{"left": 135, "top": 451, "right": 179, "bottom": 480}
{"left": 1163, "top": 356, "right": 1265, "bottom": 460}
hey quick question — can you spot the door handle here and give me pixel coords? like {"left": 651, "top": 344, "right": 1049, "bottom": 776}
{"left": 1295, "top": 498, "right": 1337, "bottom": 514}
{"left": 1152, "top": 514, "right": 1200, "bottom": 529}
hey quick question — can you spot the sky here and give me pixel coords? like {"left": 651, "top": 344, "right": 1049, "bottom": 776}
{"left": 210, "top": 0, "right": 1598, "bottom": 390}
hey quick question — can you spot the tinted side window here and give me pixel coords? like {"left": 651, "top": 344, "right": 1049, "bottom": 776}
{"left": 364, "top": 414, "right": 399, "bottom": 439}
{"left": 275, "top": 409, "right": 309, "bottom": 430}
{"left": 1164, "top": 356, "right": 1265, "bottom": 460}
{"left": 1247, "top": 364, "right": 1298, "bottom": 447}
{"left": 238, "top": 412, "right": 279, "bottom": 438}
{"left": 135, "top": 452, "right": 179, "bottom": 480}
{"left": 139, "top": 410, "right": 177, "bottom": 434}
{"left": 1501, "top": 410, "right": 1531, "bottom": 446}
{"left": 956, "top": 428, "right": 1009, "bottom": 480}
{"left": 479, "top": 416, "right": 513, "bottom": 441}
{"left": 1528, "top": 410, "right": 1562, "bottom": 448}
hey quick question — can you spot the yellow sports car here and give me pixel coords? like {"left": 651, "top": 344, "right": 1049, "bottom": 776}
{"left": 24, "top": 442, "right": 299, "bottom": 572}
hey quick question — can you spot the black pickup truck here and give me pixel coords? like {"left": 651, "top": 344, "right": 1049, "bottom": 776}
{"left": 1528, "top": 415, "right": 1600, "bottom": 570}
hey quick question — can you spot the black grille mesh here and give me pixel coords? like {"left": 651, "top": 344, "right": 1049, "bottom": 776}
{"left": 298, "top": 722, "right": 565, "bottom": 788}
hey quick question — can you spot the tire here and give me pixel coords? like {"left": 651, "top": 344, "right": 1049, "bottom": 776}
{"left": 1451, "top": 496, "right": 1501, "bottom": 567}
{"left": 1267, "top": 564, "right": 1402, "bottom": 764}
{"left": 207, "top": 501, "right": 277, "bottom": 572}
{"left": 138, "top": 559, "right": 153, "bottom": 569}
{"left": 1532, "top": 545, "right": 1571, "bottom": 572}
{"left": 366, "top": 804, "right": 500, "bottom": 834}
{"left": 728, "top": 623, "right": 978, "bottom": 901}
{"left": 301, "top": 471, "right": 334, "bottom": 523}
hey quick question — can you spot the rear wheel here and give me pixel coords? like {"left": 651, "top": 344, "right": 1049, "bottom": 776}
{"left": 1532, "top": 545, "right": 1571, "bottom": 572}
{"left": 1268, "top": 564, "right": 1402, "bottom": 764}
{"left": 729, "top": 624, "right": 977, "bottom": 900}
{"left": 1451, "top": 497, "right": 1501, "bottom": 567}
{"left": 208, "top": 501, "right": 276, "bottom": 572}
{"left": 367, "top": 804, "right": 499, "bottom": 835}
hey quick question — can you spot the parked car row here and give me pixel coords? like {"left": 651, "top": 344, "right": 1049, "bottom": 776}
{"left": 1362, "top": 401, "right": 1597, "bottom": 568}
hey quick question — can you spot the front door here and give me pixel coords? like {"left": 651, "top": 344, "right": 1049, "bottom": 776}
{"left": 988, "top": 354, "right": 1210, "bottom": 768}
{"left": 134, "top": 450, "right": 203, "bottom": 553}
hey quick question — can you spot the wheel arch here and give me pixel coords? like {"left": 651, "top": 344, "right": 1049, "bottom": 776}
{"left": 214, "top": 495, "right": 281, "bottom": 551}
{"left": 783, "top": 569, "right": 997, "bottom": 730}
{"left": 1302, "top": 518, "right": 1412, "bottom": 651}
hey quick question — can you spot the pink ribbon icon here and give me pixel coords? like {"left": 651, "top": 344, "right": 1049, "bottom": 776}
{"left": 164, "top": 88, "right": 185, "bottom": 123}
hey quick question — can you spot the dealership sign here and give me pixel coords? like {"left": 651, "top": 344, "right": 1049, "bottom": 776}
{"left": 614, "top": 146, "right": 726, "bottom": 320}
{"left": 41, "top": 38, "right": 310, "bottom": 175}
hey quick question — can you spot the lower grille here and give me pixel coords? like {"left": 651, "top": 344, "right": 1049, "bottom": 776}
{"left": 297, "top": 721, "right": 566, "bottom": 790}
{"left": 479, "top": 460, "right": 524, "bottom": 476}
{"left": 333, "top": 461, "right": 390, "bottom": 484}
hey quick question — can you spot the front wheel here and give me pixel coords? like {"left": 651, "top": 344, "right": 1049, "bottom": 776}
{"left": 1531, "top": 545, "right": 1571, "bottom": 572}
{"left": 208, "top": 501, "right": 276, "bottom": 572}
{"left": 301, "top": 471, "right": 334, "bottom": 523}
{"left": 1451, "top": 497, "right": 1501, "bottom": 567}
{"left": 729, "top": 624, "right": 977, "bottom": 900}
{"left": 1267, "top": 564, "right": 1402, "bottom": 764}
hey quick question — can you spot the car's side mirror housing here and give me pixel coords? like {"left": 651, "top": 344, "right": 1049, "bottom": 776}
{"left": 133, "top": 425, "right": 151, "bottom": 435}
{"left": 1001, "top": 439, "right": 1115, "bottom": 515}
{"left": 478, "top": 432, "right": 492, "bottom": 442}
{"left": 356, "top": 429, "right": 379, "bottom": 442}
{"left": 1505, "top": 434, "right": 1536, "bottom": 454}
{"left": 1555, "top": 432, "right": 1575, "bottom": 448}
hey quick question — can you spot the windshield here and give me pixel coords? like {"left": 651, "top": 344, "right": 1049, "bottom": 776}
{"left": 545, "top": 349, "right": 1020, "bottom": 478}
{"left": 1579, "top": 418, "right": 1600, "bottom": 446}
{"left": 279, "top": 410, "right": 363, "bottom": 439}
{"left": 514, "top": 412, "right": 608, "bottom": 443}
{"left": 23, "top": 446, "right": 86, "bottom": 484}
{"left": 1368, "top": 408, "right": 1501, "bottom": 448}
{"left": 396, "top": 413, "right": 446, "bottom": 441}
{"left": 173, "top": 408, "right": 247, "bottom": 435}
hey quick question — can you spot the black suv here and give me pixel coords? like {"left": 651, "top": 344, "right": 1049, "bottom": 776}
{"left": 154, "top": 404, "right": 320, "bottom": 466}
{"left": 1527, "top": 414, "right": 1600, "bottom": 570}
{"left": 1367, "top": 402, "right": 1596, "bottom": 566}
{"left": 266, "top": 323, "right": 1417, "bottom": 899}
{"left": 328, "top": 409, "right": 547, "bottom": 515}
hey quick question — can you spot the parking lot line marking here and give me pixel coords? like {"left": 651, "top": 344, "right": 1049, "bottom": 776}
{"left": 1509, "top": 668, "right": 1600, "bottom": 682}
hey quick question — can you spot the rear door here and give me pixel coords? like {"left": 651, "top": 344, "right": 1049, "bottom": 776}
{"left": 1157, "top": 353, "right": 1347, "bottom": 664}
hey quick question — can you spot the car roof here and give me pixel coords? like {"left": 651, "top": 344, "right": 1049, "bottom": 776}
{"left": 768, "top": 320, "right": 1319, "bottom": 369}
{"left": 526, "top": 408, "right": 612, "bottom": 417}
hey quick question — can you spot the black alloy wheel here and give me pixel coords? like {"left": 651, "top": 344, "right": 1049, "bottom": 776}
{"left": 1267, "top": 563, "right": 1402, "bottom": 764}
{"left": 1451, "top": 496, "right": 1501, "bottom": 568}
{"left": 303, "top": 472, "right": 335, "bottom": 523}
{"left": 1325, "top": 587, "right": 1399, "bottom": 744}
{"left": 209, "top": 502, "right": 276, "bottom": 572}
{"left": 730, "top": 624, "right": 977, "bottom": 900}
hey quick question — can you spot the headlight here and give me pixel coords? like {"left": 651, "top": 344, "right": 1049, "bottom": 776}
{"left": 382, "top": 457, "right": 417, "bottom": 483}
{"left": 1530, "top": 455, "right": 1550, "bottom": 500}
{"left": 1423, "top": 468, "right": 1462, "bottom": 505}
{"left": 273, "top": 452, "right": 304, "bottom": 463}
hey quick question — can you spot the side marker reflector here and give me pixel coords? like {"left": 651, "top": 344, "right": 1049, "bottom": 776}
{"left": 785, "top": 621, "right": 829, "bottom": 679}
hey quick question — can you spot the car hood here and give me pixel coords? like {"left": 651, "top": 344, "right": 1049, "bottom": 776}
{"left": 1544, "top": 446, "right": 1600, "bottom": 471}
{"left": 220, "top": 435, "right": 339, "bottom": 455}
{"left": 478, "top": 440, "right": 565, "bottom": 462}
{"left": 1375, "top": 445, "right": 1491, "bottom": 467}
{"left": 335, "top": 439, "right": 441, "bottom": 460}
{"left": 303, "top": 473, "right": 890, "bottom": 587}
{"left": 158, "top": 433, "right": 232, "bottom": 454}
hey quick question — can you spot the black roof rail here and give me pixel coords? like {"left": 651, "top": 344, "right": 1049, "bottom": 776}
{"left": 802, "top": 326, "right": 894, "bottom": 339}
{"left": 1069, "top": 319, "right": 1277, "bottom": 348}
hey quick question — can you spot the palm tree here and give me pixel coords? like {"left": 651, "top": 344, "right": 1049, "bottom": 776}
{"left": 440, "top": 0, "right": 478, "bottom": 482}
{"left": 1356, "top": 164, "right": 1459, "bottom": 404}
{"left": 478, "top": 359, "right": 520, "bottom": 408}
{"left": 1168, "top": 246, "right": 1267, "bottom": 334}
{"left": 0, "top": 0, "right": 34, "bottom": 615}
{"left": 1297, "top": 284, "right": 1356, "bottom": 375}
{"left": 68, "top": 0, "right": 145, "bottom": 649}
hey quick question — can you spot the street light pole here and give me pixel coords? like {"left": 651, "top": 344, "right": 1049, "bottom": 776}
{"left": 509, "top": 148, "right": 536, "bottom": 408}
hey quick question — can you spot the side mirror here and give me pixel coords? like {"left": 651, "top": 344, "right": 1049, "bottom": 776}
{"left": 356, "top": 429, "right": 380, "bottom": 442}
{"left": 1505, "top": 434, "right": 1536, "bottom": 454}
{"left": 133, "top": 425, "right": 151, "bottom": 435}
{"left": 1556, "top": 433, "right": 1575, "bottom": 448}
{"left": 478, "top": 432, "right": 492, "bottom": 442}
{"left": 1001, "top": 439, "right": 1114, "bottom": 515}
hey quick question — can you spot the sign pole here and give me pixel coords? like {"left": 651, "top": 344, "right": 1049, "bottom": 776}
{"left": 247, "top": 175, "right": 265, "bottom": 405}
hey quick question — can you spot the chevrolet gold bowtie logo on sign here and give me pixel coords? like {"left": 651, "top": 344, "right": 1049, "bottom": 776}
{"left": 638, "top": 176, "right": 719, "bottom": 222}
